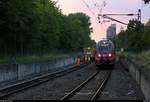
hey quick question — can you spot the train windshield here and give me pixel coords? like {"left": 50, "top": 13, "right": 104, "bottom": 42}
{"left": 98, "top": 43, "right": 113, "bottom": 53}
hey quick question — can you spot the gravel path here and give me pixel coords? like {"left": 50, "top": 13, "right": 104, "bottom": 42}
{"left": 98, "top": 62, "right": 145, "bottom": 100}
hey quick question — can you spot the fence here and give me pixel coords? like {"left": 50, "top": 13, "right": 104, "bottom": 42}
{"left": 0, "top": 56, "right": 76, "bottom": 84}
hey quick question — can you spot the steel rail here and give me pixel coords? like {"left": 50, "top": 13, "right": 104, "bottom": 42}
{"left": 60, "top": 70, "right": 111, "bottom": 100}
{"left": 60, "top": 70, "right": 100, "bottom": 100}
{"left": 0, "top": 63, "right": 88, "bottom": 98}
{"left": 91, "top": 71, "right": 111, "bottom": 100}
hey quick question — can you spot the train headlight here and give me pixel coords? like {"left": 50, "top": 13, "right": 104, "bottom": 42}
{"left": 108, "top": 53, "right": 112, "bottom": 57}
{"left": 98, "top": 54, "right": 101, "bottom": 57}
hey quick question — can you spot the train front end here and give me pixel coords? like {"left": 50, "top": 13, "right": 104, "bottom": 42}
{"left": 94, "top": 40, "right": 116, "bottom": 67}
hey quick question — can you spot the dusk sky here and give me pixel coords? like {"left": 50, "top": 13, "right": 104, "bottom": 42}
{"left": 52, "top": 0, "right": 150, "bottom": 42}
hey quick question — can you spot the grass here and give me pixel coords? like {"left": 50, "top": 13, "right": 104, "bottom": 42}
{"left": 16, "top": 54, "right": 68, "bottom": 63}
{"left": 136, "top": 50, "right": 150, "bottom": 68}
{"left": 117, "top": 51, "right": 136, "bottom": 59}
{"left": 117, "top": 50, "right": 150, "bottom": 69}
{"left": 0, "top": 57, "right": 10, "bottom": 64}
{"left": 0, "top": 52, "right": 79, "bottom": 64}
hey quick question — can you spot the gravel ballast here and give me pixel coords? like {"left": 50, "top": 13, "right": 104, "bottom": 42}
{"left": 3, "top": 62, "right": 145, "bottom": 100}
{"left": 98, "top": 62, "right": 145, "bottom": 100}
{"left": 3, "top": 64, "right": 98, "bottom": 100}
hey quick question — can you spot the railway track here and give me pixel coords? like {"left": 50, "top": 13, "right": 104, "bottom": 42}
{"left": 60, "top": 69, "right": 111, "bottom": 100}
{"left": 0, "top": 63, "right": 88, "bottom": 99}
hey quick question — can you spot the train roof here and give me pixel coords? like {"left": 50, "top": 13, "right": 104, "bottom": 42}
{"left": 97, "top": 39, "right": 114, "bottom": 46}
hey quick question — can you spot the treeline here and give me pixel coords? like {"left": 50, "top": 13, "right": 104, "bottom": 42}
{"left": 0, "top": 0, "right": 95, "bottom": 56}
{"left": 113, "top": 19, "right": 150, "bottom": 52}
{"left": 144, "top": 0, "right": 150, "bottom": 4}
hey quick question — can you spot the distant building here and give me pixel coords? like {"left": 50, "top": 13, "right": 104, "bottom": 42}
{"left": 120, "top": 26, "right": 124, "bottom": 32}
{"left": 106, "top": 24, "right": 116, "bottom": 38}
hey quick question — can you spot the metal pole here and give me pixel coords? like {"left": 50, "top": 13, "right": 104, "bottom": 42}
{"left": 138, "top": 9, "right": 141, "bottom": 23}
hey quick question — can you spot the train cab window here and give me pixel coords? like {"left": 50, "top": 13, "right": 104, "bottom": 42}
{"left": 99, "top": 45, "right": 113, "bottom": 53}
{"left": 98, "top": 42, "right": 113, "bottom": 53}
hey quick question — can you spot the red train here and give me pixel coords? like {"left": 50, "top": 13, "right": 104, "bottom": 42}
{"left": 94, "top": 39, "right": 116, "bottom": 67}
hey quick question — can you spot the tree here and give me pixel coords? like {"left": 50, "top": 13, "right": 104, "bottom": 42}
{"left": 0, "top": 0, "right": 94, "bottom": 56}
{"left": 0, "top": 0, "right": 39, "bottom": 55}
{"left": 145, "top": 19, "right": 150, "bottom": 27}
{"left": 114, "top": 19, "right": 150, "bottom": 52}
{"left": 143, "top": 0, "right": 150, "bottom": 4}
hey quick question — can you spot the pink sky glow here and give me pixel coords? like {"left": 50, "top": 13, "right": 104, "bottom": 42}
{"left": 52, "top": 0, "right": 150, "bottom": 42}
